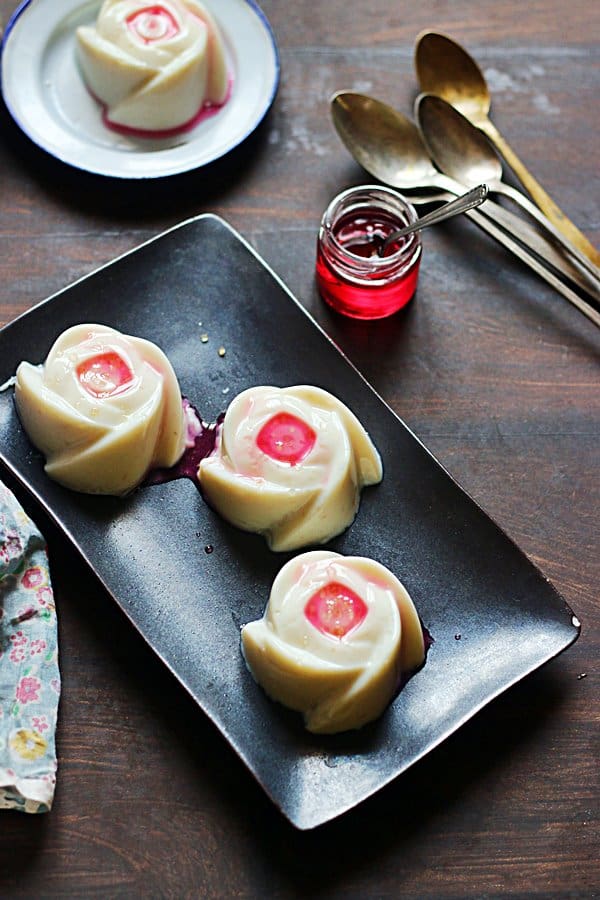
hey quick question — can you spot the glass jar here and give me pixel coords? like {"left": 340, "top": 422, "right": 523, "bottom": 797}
{"left": 316, "top": 185, "right": 422, "bottom": 320}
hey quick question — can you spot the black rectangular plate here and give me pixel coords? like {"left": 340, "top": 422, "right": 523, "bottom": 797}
{"left": 0, "top": 215, "right": 579, "bottom": 829}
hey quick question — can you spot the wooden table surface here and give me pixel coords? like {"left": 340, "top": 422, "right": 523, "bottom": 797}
{"left": 1, "top": 0, "right": 598, "bottom": 896}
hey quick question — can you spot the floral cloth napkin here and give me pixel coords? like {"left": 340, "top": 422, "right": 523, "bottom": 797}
{"left": 0, "top": 481, "right": 60, "bottom": 813}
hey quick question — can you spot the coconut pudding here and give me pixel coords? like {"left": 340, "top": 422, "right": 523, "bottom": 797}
{"left": 241, "top": 550, "right": 425, "bottom": 734}
{"left": 76, "top": 0, "right": 228, "bottom": 133}
{"left": 14, "top": 324, "right": 187, "bottom": 495}
{"left": 197, "top": 385, "right": 383, "bottom": 552}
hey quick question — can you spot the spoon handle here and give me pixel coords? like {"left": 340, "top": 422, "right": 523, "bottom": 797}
{"left": 480, "top": 118, "right": 600, "bottom": 269}
{"left": 432, "top": 170, "right": 600, "bottom": 304}
{"left": 380, "top": 184, "right": 488, "bottom": 254}
{"left": 465, "top": 207, "right": 600, "bottom": 328}
{"left": 477, "top": 199, "right": 600, "bottom": 304}
{"left": 494, "top": 181, "right": 600, "bottom": 290}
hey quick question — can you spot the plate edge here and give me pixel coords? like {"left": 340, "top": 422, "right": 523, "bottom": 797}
{"left": 0, "top": 0, "right": 281, "bottom": 179}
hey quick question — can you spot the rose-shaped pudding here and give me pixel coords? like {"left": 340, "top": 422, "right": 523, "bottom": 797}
{"left": 15, "top": 324, "right": 187, "bottom": 495}
{"left": 76, "top": 0, "right": 228, "bottom": 133}
{"left": 197, "top": 385, "right": 383, "bottom": 552}
{"left": 242, "top": 551, "right": 426, "bottom": 733}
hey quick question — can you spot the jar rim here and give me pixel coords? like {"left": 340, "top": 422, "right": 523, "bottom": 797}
{"left": 321, "top": 184, "right": 421, "bottom": 265}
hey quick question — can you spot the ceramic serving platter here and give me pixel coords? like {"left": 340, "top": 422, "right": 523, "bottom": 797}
{"left": 0, "top": 0, "right": 279, "bottom": 178}
{"left": 0, "top": 215, "right": 580, "bottom": 829}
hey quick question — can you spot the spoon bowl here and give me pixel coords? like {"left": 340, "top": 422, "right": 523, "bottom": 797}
{"left": 329, "top": 91, "right": 600, "bottom": 327}
{"left": 330, "top": 91, "right": 447, "bottom": 192}
{"left": 414, "top": 31, "right": 491, "bottom": 125}
{"left": 415, "top": 93, "right": 600, "bottom": 290}
{"left": 414, "top": 30, "right": 600, "bottom": 266}
{"left": 415, "top": 91, "right": 500, "bottom": 186}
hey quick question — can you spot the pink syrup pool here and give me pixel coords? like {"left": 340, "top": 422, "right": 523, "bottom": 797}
{"left": 101, "top": 82, "right": 232, "bottom": 139}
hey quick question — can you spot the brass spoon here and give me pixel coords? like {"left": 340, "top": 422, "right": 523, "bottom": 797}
{"left": 330, "top": 92, "right": 600, "bottom": 327}
{"left": 414, "top": 30, "right": 600, "bottom": 267}
{"left": 415, "top": 93, "right": 600, "bottom": 290}
{"left": 330, "top": 91, "right": 471, "bottom": 196}
{"left": 329, "top": 90, "right": 583, "bottom": 267}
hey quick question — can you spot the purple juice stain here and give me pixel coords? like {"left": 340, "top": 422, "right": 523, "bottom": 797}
{"left": 143, "top": 399, "right": 223, "bottom": 491}
{"left": 423, "top": 623, "right": 434, "bottom": 652}
{"left": 396, "top": 622, "right": 434, "bottom": 694}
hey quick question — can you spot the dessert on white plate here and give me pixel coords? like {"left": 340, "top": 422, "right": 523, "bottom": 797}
{"left": 241, "top": 550, "right": 426, "bottom": 734}
{"left": 14, "top": 324, "right": 187, "bottom": 495}
{"left": 76, "top": 0, "right": 229, "bottom": 133}
{"left": 197, "top": 385, "right": 383, "bottom": 551}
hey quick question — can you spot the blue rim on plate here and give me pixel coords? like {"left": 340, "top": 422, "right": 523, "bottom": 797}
{"left": 0, "top": 0, "right": 280, "bottom": 178}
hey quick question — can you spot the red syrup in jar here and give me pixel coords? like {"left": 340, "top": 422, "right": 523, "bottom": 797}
{"left": 316, "top": 186, "right": 422, "bottom": 320}
{"left": 331, "top": 209, "right": 409, "bottom": 259}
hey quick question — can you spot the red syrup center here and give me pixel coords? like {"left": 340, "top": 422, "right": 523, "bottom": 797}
{"left": 304, "top": 582, "right": 368, "bottom": 638}
{"left": 334, "top": 210, "right": 410, "bottom": 259}
{"left": 256, "top": 413, "right": 316, "bottom": 465}
{"left": 76, "top": 351, "right": 134, "bottom": 398}
{"left": 127, "top": 6, "right": 179, "bottom": 43}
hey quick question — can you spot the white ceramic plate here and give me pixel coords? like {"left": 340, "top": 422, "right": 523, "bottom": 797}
{"left": 0, "top": 0, "right": 279, "bottom": 178}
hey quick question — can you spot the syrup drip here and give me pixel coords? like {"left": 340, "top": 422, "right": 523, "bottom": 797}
{"left": 100, "top": 77, "right": 233, "bottom": 139}
{"left": 396, "top": 623, "right": 434, "bottom": 693}
{"left": 143, "top": 400, "right": 223, "bottom": 489}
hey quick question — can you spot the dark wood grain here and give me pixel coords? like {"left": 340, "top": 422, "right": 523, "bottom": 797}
{"left": 0, "top": 0, "right": 598, "bottom": 895}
